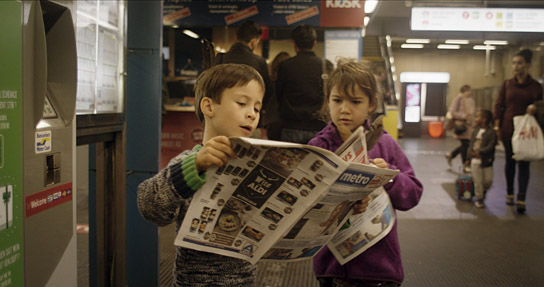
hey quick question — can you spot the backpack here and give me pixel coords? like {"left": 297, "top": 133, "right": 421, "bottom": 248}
{"left": 535, "top": 100, "right": 544, "bottom": 131}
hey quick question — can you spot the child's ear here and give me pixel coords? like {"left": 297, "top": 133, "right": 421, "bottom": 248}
{"left": 200, "top": 97, "right": 215, "bottom": 118}
{"left": 368, "top": 101, "right": 377, "bottom": 114}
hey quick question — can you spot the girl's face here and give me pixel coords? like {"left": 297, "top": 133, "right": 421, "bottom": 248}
{"left": 328, "top": 85, "right": 375, "bottom": 133}
{"left": 512, "top": 55, "right": 530, "bottom": 76}
{"left": 475, "top": 110, "right": 486, "bottom": 127}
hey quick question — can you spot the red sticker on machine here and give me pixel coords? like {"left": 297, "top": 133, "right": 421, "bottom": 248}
{"left": 25, "top": 182, "right": 72, "bottom": 217}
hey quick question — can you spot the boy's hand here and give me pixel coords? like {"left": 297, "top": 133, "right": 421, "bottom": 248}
{"left": 195, "top": 136, "right": 237, "bottom": 172}
{"left": 353, "top": 196, "right": 370, "bottom": 215}
{"left": 371, "top": 158, "right": 388, "bottom": 169}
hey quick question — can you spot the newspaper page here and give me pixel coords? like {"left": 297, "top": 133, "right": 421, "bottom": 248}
{"left": 174, "top": 136, "right": 399, "bottom": 265}
{"left": 335, "top": 126, "right": 369, "bottom": 164}
{"left": 326, "top": 187, "right": 395, "bottom": 265}
{"left": 260, "top": 162, "right": 398, "bottom": 263}
{"left": 174, "top": 137, "right": 350, "bottom": 265}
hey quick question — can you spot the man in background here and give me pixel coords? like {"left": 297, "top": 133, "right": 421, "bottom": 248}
{"left": 275, "top": 24, "right": 326, "bottom": 143}
{"left": 219, "top": 20, "right": 271, "bottom": 138}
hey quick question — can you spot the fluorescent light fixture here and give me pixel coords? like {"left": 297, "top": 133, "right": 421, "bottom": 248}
{"left": 183, "top": 29, "right": 200, "bottom": 39}
{"left": 389, "top": 56, "right": 394, "bottom": 64}
{"left": 406, "top": 39, "right": 430, "bottom": 44}
{"left": 400, "top": 72, "right": 450, "bottom": 83}
{"left": 437, "top": 44, "right": 460, "bottom": 50}
{"left": 364, "top": 16, "right": 370, "bottom": 26}
{"left": 401, "top": 43, "right": 424, "bottom": 49}
{"left": 365, "top": 0, "right": 379, "bottom": 14}
{"left": 473, "top": 45, "right": 496, "bottom": 50}
{"left": 172, "top": 25, "right": 179, "bottom": 29}
{"left": 483, "top": 40, "right": 508, "bottom": 45}
{"left": 445, "top": 39, "right": 469, "bottom": 44}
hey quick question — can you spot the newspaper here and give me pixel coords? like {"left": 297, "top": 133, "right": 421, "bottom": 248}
{"left": 175, "top": 130, "right": 399, "bottom": 265}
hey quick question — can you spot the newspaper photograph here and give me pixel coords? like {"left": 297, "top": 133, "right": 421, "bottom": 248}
{"left": 174, "top": 136, "right": 398, "bottom": 265}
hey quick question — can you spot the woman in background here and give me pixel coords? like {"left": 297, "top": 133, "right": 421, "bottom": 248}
{"left": 445, "top": 85, "right": 475, "bottom": 173}
{"left": 494, "top": 49, "right": 543, "bottom": 214}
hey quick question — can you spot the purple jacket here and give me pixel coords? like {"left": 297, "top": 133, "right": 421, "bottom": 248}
{"left": 309, "top": 122, "right": 423, "bottom": 284}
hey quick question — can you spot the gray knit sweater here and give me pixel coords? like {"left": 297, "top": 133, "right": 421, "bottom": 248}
{"left": 137, "top": 146, "right": 256, "bottom": 287}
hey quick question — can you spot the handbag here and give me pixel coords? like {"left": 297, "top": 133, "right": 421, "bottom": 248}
{"left": 453, "top": 122, "right": 467, "bottom": 135}
{"left": 512, "top": 114, "right": 544, "bottom": 161}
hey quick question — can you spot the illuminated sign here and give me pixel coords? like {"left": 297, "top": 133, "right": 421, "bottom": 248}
{"left": 411, "top": 7, "right": 544, "bottom": 32}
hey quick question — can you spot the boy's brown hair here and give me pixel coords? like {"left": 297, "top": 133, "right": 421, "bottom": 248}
{"left": 319, "top": 58, "right": 377, "bottom": 121}
{"left": 194, "top": 63, "right": 265, "bottom": 124}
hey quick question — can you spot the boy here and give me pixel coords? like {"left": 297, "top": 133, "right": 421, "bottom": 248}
{"left": 465, "top": 108, "right": 496, "bottom": 208}
{"left": 137, "top": 64, "right": 264, "bottom": 287}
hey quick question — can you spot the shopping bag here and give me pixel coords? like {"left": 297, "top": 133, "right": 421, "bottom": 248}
{"left": 512, "top": 114, "right": 544, "bottom": 161}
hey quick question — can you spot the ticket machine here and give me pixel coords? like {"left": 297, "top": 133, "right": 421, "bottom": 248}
{"left": 0, "top": 1, "right": 77, "bottom": 286}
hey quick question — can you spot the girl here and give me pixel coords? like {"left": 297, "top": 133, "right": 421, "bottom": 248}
{"left": 465, "top": 108, "right": 496, "bottom": 208}
{"left": 308, "top": 59, "right": 423, "bottom": 287}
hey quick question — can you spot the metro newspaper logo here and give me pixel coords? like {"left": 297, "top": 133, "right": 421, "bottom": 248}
{"left": 335, "top": 169, "right": 375, "bottom": 187}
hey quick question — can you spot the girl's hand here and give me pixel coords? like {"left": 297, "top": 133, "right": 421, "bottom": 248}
{"left": 353, "top": 196, "right": 370, "bottom": 215}
{"left": 195, "top": 136, "right": 237, "bottom": 172}
{"left": 371, "top": 158, "right": 388, "bottom": 169}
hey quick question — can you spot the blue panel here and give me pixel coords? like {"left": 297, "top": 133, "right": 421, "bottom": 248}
{"left": 126, "top": 2, "right": 161, "bottom": 286}
{"left": 126, "top": 173, "right": 159, "bottom": 287}
{"left": 128, "top": 1, "right": 162, "bottom": 49}
{"left": 126, "top": 51, "right": 161, "bottom": 172}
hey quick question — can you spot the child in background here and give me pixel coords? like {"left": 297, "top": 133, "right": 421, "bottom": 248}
{"left": 137, "top": 64, "right": 264, "bottom": 287}
{"left": 308, "top": 59, "right": 423, "bottom": 287}
{"left": 465, "top": 108, "right": 496, "bottom": 208}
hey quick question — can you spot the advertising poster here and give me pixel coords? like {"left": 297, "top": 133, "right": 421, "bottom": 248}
{"left": 0, "top": 1, "right": 24, "bottom": 286}
{"left": 163, "top": 0, "right": 365, "bottom": 27}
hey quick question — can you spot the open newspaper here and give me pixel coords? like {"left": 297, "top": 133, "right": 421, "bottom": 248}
{"left": 175, "top": 128, "right": 399, "bottom": 265}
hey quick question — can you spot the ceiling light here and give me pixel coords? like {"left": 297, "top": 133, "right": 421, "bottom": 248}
{"left": 364, "top": 16, "right": 370, "bottom": 26}
{"left": 483, "top": 40, "right": 508, "bottom": 45}
{"left": 406, "top": 39, "right": 430, "bottom": 44}
{"left": 437, "top": 44, "right": 460, "bottom": 50}
{"left": 183, "top": 29, "right": 200, "bottom": 39}
{"left": 401, "top": 43, "right": 424, "bottom": 49}
{"left": 473, "top": 45, "right": 496, "bottom": 50}
{"left": 365, "top": 0, "right": 379, "bottom": 14}
{"left": 445, "top": 39, "right": 469, "bottom": 44}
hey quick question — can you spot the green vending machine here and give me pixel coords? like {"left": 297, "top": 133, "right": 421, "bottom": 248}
{"left": 0, "top": 1, "right": 77, "bottom": 286}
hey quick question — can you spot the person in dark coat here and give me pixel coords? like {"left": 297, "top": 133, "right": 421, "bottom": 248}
{"left": 220, "top": 20, "right": 272, "bottom": 136}
{"left": 275, "top": 24, "right": 327, "bottom": 143}
{"left": 493, "top": 49, "right": 543, "bottom": 213}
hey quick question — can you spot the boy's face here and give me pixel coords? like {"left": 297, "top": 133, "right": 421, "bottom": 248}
{"left": 205, "top": 80, "right": 263, "bottom": 138}
{"left": 328, "top": 85, "right": 375, "bottom": 133}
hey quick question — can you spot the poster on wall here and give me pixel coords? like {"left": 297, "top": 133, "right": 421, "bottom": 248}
{"left": 163, "top": 0, "right": 364, "bottom": 27}
{"left": 324, "top": 30, "right": 362, "bottom": 67}
{"left": 405, "top": 84, "right": 421, "bottom": 123}
{"left": 0, "top": 1, "right": 25, "bottom": 286}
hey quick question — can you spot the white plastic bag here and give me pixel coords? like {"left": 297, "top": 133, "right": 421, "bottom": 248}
{"left": 512, "top": 114, "right": 544, "bottom": 161}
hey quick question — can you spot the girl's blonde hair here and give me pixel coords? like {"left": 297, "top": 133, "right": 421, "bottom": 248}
{"left": 318, "top": 58, "right": 377, "bottom": 122}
